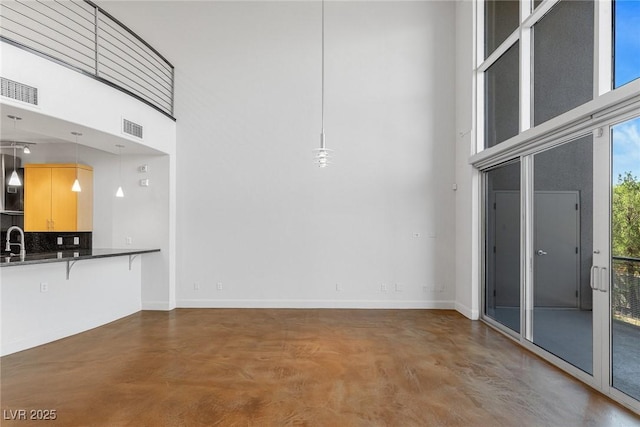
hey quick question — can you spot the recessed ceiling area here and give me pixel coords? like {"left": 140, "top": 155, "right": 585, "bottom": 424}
{"left": 0, "top": 103, "right": 165, "bottom": 156}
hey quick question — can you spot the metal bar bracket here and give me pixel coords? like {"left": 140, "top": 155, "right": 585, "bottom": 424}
{"left": 129, "top": 254, "right": 139, "bottom": 270}
{"left": 66, "top": 260, "right": 78, "bottom": 280}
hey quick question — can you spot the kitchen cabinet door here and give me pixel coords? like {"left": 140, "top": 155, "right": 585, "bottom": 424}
{"left": 24, "top": 166, "right": 52, "bottom": 232}
{"left": 51, "top": 167, "right": 78, "bottom": 232}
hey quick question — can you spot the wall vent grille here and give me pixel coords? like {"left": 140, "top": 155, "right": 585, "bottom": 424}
{"left": 1, "top": 77, "right": 38, "bottom": 105}
{"left": 123, "top": 119, "right": 143, "bottom": 139}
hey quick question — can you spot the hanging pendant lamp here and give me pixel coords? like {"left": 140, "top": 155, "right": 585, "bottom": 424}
{"left": 115, "top": 144, "right": 125, "bottom": 198}
{"left": 8, "top": 144, "right": 21, "bottom": 186}
{"left": 71, "top": 132, "right": 82, "bottom": 192}
{"left": 7, "top": 115, "right": 23, "bottom": 186}
{"left": 314, "top": 0, "right": 332, "bottom": 168}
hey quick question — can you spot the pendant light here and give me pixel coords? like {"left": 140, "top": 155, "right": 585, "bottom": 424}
{"left": 115, "top": 144, "right": 125, "bottom": 198}
{"left": 8, "top": 143, "right": 21, "bottom": 186}
{"left": 7, "top": 115, "right": 23, "bottom": 186}
{"left": 314, "top": 0, "right": 332, "bottom": 168}
{"left": 71, "top": 131, "right": 82, "bottom": 192}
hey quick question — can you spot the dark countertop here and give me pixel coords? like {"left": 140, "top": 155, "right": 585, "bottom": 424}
{"left": 0, "top": 248, "right": 161, "bottom": 267}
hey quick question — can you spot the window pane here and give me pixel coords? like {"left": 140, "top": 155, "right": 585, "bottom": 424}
{"left": 485, "top": 161, "right": 521, "bottom": 334}
{"left": 485, "top": 0, "right": 519, "bottom": 57}
{"left": 533, "top": 0, "right": 594, "bottom": 126}
{"left": 485, "top": 42, "right": 520, "bottom": 149}
{"left": 614, "top": 0, "right": 640, "bottom": 88}
{"left": 611, "top": 116, "right": 640, "bottom": 400}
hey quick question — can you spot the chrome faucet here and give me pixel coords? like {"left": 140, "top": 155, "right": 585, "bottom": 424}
{"left": 5, "top": 225, "right": 26, "bottom": 258}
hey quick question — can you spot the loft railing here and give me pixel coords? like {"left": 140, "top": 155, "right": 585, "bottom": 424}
{"left": 612, "top": 256, "right": 640, "bottom": 325}
{"left": 0, "top": 0, "right": 174, "bottom": 119}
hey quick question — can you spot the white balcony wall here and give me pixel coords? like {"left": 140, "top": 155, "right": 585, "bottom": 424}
{"left": 0, "top": 42, "right": 175, "bottom": 155}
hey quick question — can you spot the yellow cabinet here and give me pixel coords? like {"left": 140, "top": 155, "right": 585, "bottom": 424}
{"left": 24, "top": 164, "right": 93, "bottom": 232}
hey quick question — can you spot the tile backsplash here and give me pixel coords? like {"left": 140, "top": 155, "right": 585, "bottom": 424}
{"left": 24, "top": 232, "right": 92, "bottom": 253}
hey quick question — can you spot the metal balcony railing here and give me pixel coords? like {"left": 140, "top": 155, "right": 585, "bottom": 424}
{"left": 612, "top": 256, "right": 640, "bottom": 325}
{"left": 0, "top": 0, "right": 174, "bottom": 119}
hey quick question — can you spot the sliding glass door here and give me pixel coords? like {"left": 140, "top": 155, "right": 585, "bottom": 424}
{"left": 530, "top": 136, "right": 594, "bottom": 375}
{"left": 481, "top": 117, "right": 640, "bottom": 411}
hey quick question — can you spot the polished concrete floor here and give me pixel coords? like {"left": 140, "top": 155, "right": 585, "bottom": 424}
{"left": 2, "top": 309, "right": 640, "bottom": 426}
{"left": 489, "top": 306, "right": 640, "bottom": 400}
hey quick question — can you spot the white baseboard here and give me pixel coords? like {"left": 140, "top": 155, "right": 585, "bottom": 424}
{"left": 176, "top": 299, "right": 456, "bottom": 310}
{"left": 141, "top": 301, "right": 173, "bottom": 311}
{"left": 455, "top": 301, "right": 479, "bottom": 320}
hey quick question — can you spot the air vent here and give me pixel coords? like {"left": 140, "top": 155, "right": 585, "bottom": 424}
{"left": 123, "top": 118, "right": 143, "bottom": 139}
{"left": 1, "top": 77, "right": 38, "bottom": 105}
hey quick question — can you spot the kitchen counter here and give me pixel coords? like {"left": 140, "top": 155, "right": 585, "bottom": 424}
{"left": 0, "top": 248, "right": 160, "bottom": 267}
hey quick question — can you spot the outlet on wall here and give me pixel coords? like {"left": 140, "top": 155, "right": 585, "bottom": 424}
{"left": 193, "top": 282, "right": 200, "bottom": 291}
{"left": 395, "top": 283, "right": 402, "bottom": 292}
{"left": 335, "top": 283, "right": 342, "bottom": 292}
{"left": 40, "top": 282, "right": 48, "bottom": 293}
{"left": 217, "top": 282, "right": 223, "bottom": 291}
{"left": 126, "top": 237, "right": 133, "bottom": 245}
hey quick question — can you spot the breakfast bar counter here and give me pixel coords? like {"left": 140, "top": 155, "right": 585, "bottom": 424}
{"left": 0, "top": 248, "right": 160, "bottom": 267}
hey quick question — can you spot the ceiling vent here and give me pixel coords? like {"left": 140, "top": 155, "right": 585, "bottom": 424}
{"left": 122, "top": 118, "right": 143, "bottom": 139}
{"left": 1, "top": 77, "right": 38, "bottom": 106}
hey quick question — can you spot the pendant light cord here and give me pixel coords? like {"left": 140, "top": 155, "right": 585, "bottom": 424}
{"left": 118, "top": 146, "right": 122, "bottom": 180}
{"left": 321, "top": 0, "right": 324, "bottom": 136}
{"left": 13, "top": 117, "right": 17, "bottom": 171}
{"left": 75, "top": 134, "right": 79, "bottom": 179}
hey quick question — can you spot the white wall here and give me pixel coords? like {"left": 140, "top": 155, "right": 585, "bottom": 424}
{"left": 173, "top": 1, "right": 456, "bottom": 308}
{"left": 99, "top": 1, "right": 458, "bottom": 308}
{"left": 454, "top": 0, "right": 479, "bottom": 319}
{"left": 0, "top": 256, "right": 142, "bottom": 356}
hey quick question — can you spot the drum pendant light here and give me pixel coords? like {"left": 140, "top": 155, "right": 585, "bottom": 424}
{"left": 314, "top": 0, "right": 332, "bottom": 167}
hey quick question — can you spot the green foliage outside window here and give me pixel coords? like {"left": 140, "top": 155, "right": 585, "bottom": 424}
{"left": 613, "top": 172, "right": 640, "bottom": 258}
{"left": 612, "top": 172, "right": 640, "bottom": 324}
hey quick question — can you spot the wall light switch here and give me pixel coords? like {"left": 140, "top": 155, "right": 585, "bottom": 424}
{"left": 73, "top": 237, "right": 79, "bottom": 245}
{"left": 57, "top": 237, "right": 63, "bottom": 245}
{"left": 139, "top": 179, "right": 150, "bottom": 187}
